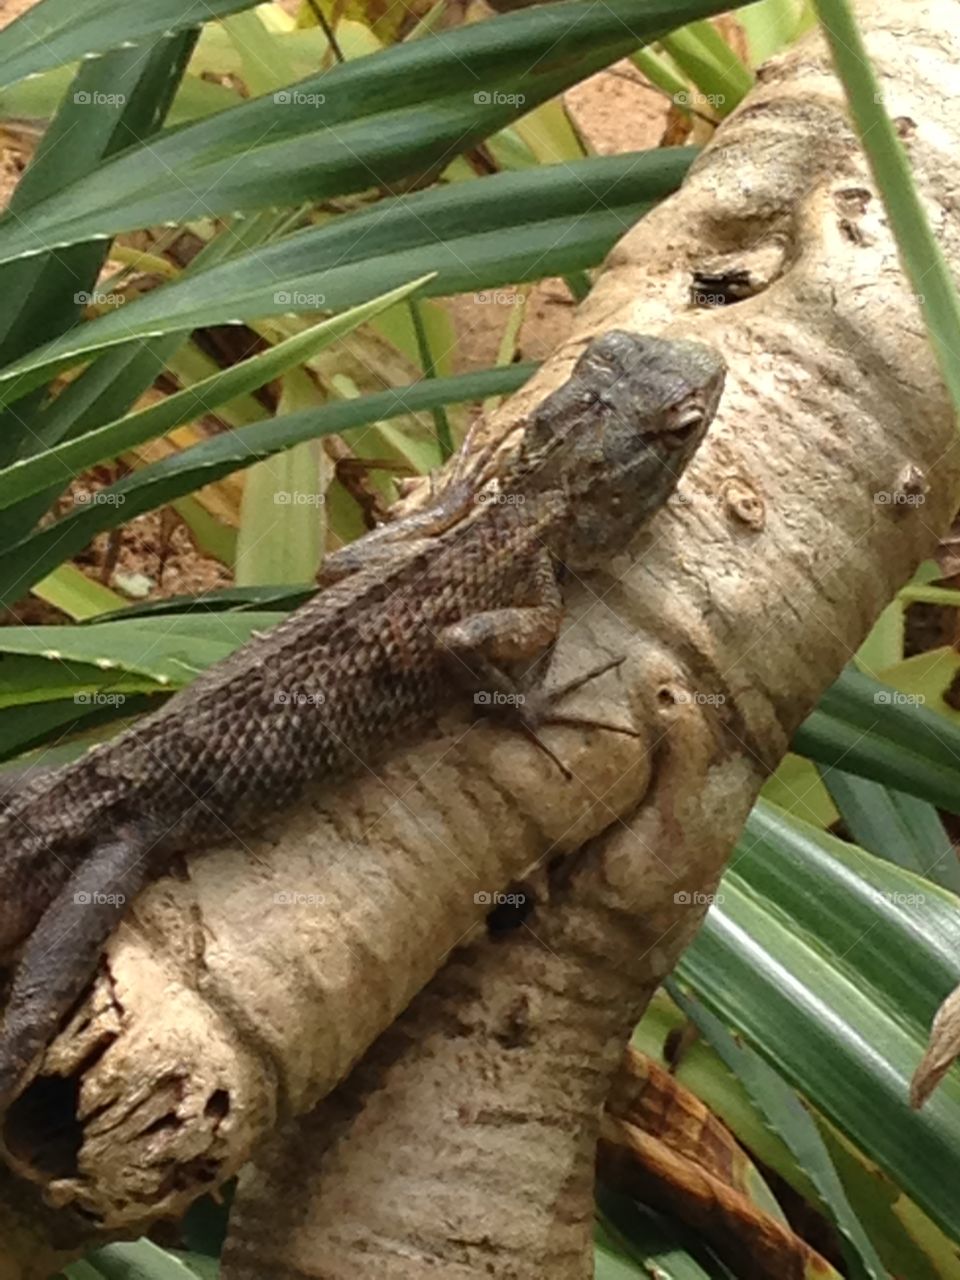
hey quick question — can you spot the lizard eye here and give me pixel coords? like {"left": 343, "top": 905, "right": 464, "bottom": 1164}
{"left": 662, "top": 405, "right": 704, "bottom": 449}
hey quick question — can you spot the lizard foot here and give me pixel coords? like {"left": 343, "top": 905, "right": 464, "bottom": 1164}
{"left": 512, "top": 655, "right": 640, "bottom": 778}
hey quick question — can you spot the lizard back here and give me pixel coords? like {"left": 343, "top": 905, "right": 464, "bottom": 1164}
{"left": 0, "top": 493, "right": 556, "bottom": 957}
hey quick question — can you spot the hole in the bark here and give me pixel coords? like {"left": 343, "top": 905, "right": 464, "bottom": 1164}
{"left": 486, "top": 883, "right": 535, "bottom": 935}
{"left": 690, "top": 271, "right": 754, "bottom": 308}
{"left": 3, "top": 1073, "right": 84, "bottom": 1178}
{"left": 205, "top": 1089, "right": 230, "bottom": 1120}
{"left": 71, "top": 1203, "right": 106, "bottom": 1224}
{"left": 494, "top": 995, "right": 533, "bottom": 1050}
{"left": 2, "top": 1031, "right": 120, "bottom": 1180}
{"left": 157, "top": 1156, "right": 223, "bottom": 1195}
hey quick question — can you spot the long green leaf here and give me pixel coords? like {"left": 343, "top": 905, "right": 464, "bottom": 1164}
{"left": 87, "top": 585, "right": 318, "bottom": 622}
{"left": 0, "top": 38, "right": 208, "bottom": 567}
{"left": 598, "top": 1194, "right": 736, "bottom": 1279}
{"left": 0, "top": 362, "right": 536, "bottom": 605}
{"left": 32, "top": 563, "right": 124, "bottom": 621}
{"left": 680, "top": 802, "right": 960, "bottom": 1240}
{"left": 0, "top": 232, "right": 242, "bottom": 550}
{"left": 822, "top": 769, "right": 960, "bottom": 895}
{"left": 633, "top": 995, "right": 955, "bottom": 1280}
{"left": 731, "top": 802, "right": 960, "bottom": 1028}
{"left": 669, "top": 986, "right": 890, "bottom": 1280}
{"left": 659, "top": 20, "right": 753, "bottom": 116}
{"left": 813, "top": 0, "right": 960, "bottom": 420}
{"left": 0, "top": 279, "right": 434, "bottom": 512}
{"left": 235, "top": 369, "right": 325, "bottom": 584}
{"left": 19, "top": 222, "right": 243, "bottom": 457}
{"left": 0, "top": 31, "right": 198, "bottom": 487}
{"left": 0, "top": 0, "right": 259, "bottom": 90}
{"left": 62, "top": 1263, "right": 106, "bottom": 1280}
{"left": 0, "top": 37, "right": 194, "bottom": 366}
{"left": 0, "top": 612, "right": 283, "bottom": 689}
{"left": 0, "top": 0, "right": 744, "bottom": 275}
{"left": 0, "top": 149, "right": 693, "bottom": 404}
{"left": 71, "top": 1238, "right": 218, "bottom": 1279}
{"left": 0, "top": 695, "right": 157, "bottom": 763}
{"left": 793, "top": 668, "right": 960, "bottom": 815}
{"left": 0, "top": 65, "right": 238, "bottom": 129}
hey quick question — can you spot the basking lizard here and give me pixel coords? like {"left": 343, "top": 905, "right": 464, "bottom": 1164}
{"left": 0, "top": 330, "right": 724, "bottom": 1104}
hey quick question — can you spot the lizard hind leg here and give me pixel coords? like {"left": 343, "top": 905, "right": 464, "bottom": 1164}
{"left": 0, "top": 824, "right": 158, "bottom": 1108}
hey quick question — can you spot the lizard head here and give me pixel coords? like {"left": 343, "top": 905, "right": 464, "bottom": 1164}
{"left": 520, "top": 329, "right": 725, "bottom": 567}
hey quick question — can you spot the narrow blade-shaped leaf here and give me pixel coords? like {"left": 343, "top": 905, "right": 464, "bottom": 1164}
{"left": 793, "top": 668, "right": 960, "bottom": 815}
{"left": 0, "top": 0, "right": 259, "bottom": 90}
{"left": 0, "top": 149, "right": 693, "bottom": 404}
{"left": 0, "top": 0, "right": 743, "bottom": 271}
{"left": 0, "top": 362, "right": 536, "bottom": 605}
{"left": 678, "top": 803, "right": 960, "bottom": 1240}
{"left": 0, "top": 279, "right": 434, "bottom": 512}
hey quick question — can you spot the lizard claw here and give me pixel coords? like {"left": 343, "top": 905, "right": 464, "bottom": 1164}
{"left": 513, "top": 655, "right": 639, "bottom": 777}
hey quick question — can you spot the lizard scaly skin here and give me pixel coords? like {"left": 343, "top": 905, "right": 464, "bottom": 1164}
{"left": 0, "top": 330, "right": 724, "bottom": 1104}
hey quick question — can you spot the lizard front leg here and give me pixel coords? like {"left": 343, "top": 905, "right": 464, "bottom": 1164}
{"left": 439, "top": 551, "right": 639, "bottom": 776}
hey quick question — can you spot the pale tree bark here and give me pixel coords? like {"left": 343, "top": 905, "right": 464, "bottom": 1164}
{"left": 222, "top": 703, "right": 738, "bottom": 1279}
{"left": 2, "top": 0, "right": 960, "bottom": 1274}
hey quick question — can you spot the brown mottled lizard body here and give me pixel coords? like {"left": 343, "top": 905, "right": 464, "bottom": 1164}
{"left": 0, "top": 330, "right": 724, "bottom": 1103}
